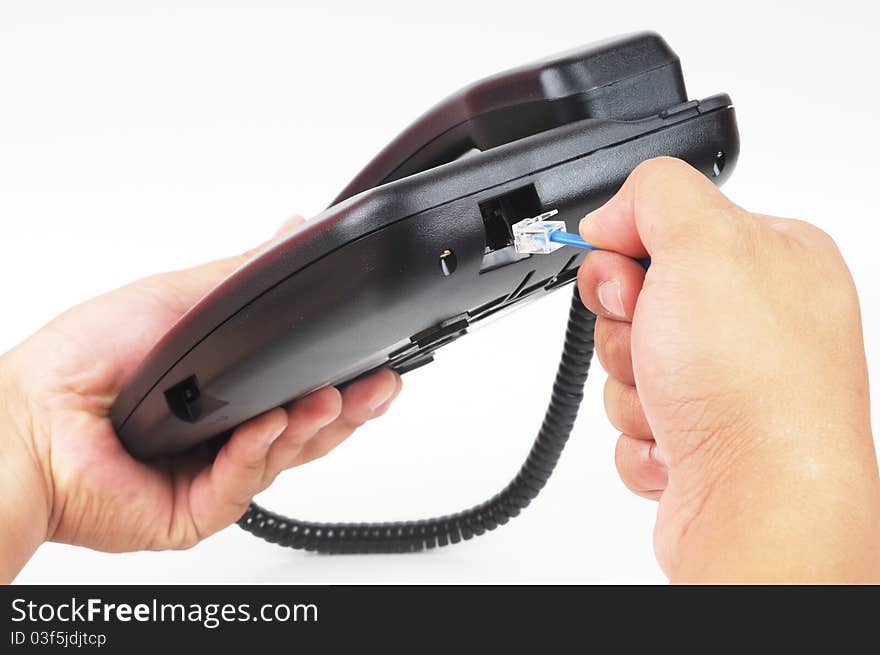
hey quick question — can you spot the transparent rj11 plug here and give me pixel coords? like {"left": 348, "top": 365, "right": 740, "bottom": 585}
{"left": 512, "top": 210, "right": 566, "bottom": 254}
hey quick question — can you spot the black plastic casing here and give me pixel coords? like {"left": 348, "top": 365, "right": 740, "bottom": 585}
{"left": 333, "top": 32, "right": 687, "bottom": 202}
{"left": 111, "top": 32, "right": 739, "bottom": 458}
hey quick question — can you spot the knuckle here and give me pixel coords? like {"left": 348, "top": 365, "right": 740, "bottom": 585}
{"left": 576, "top": 272, "right": 600, "bottom": 315}
{"left": 613, "top": 435, "right": 631, "bottom": 474}
{"left": 576, "top": 263, "right": 594, "bottom": 296}
{"left": 630, "top": 157, "right": 700, "bottom": 201}
{"left": 605, "top": 380, "right": 646, "bottom": 435}
{"left": 770, "top": 218, "right": 859, "bottom": 312}
{"left": 236, "top": 455, "right": 268, "bottom": 477}
{"left": 603, "top": 379, "right": 618, "bottom": 417}
{"left": 795, "top": 220, "right": 835, "bottom": 246}
{"left": 594, "top": 320, "right": 632, "bottom": 380}
{"left": 669, "top": 204, "right": 747, "bottom": 257}
{"left": 278, "top": 424, "right": 316, "bottom": 448}
{"left": 613, "top": 437, "right": 643, "bottom": 493}
{"left": 773, "top": 217, "right": 840, "bottom": 253}
{"left": 606, "top": 327, "right": 629, "bottom": 364}
{"left": 632, "top": 156, "right": 689, "bottom": 182}
{"left": 718, "top": 208, "right": 762, "bottom": 259}
{"left": 607, "top": 404, "right": 629, "bottom": 436}
{"left": 576, "top": 261, "right": 590, "bottom": 287}
{"left": 308, "top": 449, "right": 331, "bottom": 464}
{"left": 593, "top": 317, "right": 610, "bottom": 351}
{"left": 345, "top": 415, "right": 368, "bottom": 431}
{"left": 297, "top": 444, "right": 332, "bottom": 466}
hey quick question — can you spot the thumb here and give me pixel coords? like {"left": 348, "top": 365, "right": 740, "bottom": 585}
{"left": 150, "top": 215, "right": 306, "bottom": 313}
{"left": 27, "top": 216, "right": 309, "bottom": 395}
{"left": 579, "top": 157, "right": 740, "bottom": 260}
{"left": 274, "top": 215, "right": 307, "bottom": 238}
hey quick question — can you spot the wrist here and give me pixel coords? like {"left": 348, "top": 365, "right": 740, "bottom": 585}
{"left": 0, "top": 349, "right": 52, "bottom": 582}
{"left": 665, "top": 426, "right": 880, "bottom": 583}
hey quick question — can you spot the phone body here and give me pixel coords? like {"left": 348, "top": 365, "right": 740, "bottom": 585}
{"left": 111, "top": 32, "right": 739, "bottom": 459}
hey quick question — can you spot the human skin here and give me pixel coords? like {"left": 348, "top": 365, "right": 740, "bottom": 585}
{"left": 0, "top": 217, "right": 401, "bottom": 583}
{"left": 2, "top": 161, "right": 879, "bottom": 584}
{"left": 577, "top": 157, "right": 880, "bottom": 582}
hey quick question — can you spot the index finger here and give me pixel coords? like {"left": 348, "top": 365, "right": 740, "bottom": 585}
{"left": 579, "top": 157, "right": 738, "bottom": 259}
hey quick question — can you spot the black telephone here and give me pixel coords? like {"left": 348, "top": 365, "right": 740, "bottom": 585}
{"left": 111, "top": 32, "right": 739, "bottom": 553}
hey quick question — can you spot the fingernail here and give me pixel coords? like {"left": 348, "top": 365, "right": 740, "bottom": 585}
{"left": 597, "top": 280, "right": 625, "bottom": 318}
{"left": 651, "top": 442, "right": 667, "bottom": 468}
{"left": 316, "top": 411, "right": 338, "bottom": 430}
{"left": 370, "top": 386, "right": 396, "bottom": 412}
{"left": 267, "top": 420, "right": 287, "bottom": 446}
{"left": 578, "top": 211, "right": 596, "bottom": 236}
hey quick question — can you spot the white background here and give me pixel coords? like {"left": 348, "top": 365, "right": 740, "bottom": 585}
{"left": 2, "top": 1, "right": 878, "bottom": 583}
